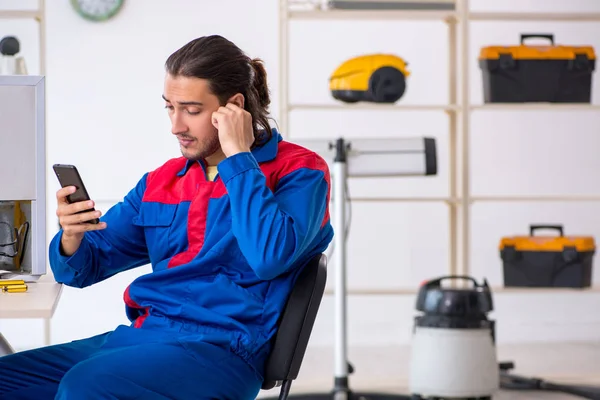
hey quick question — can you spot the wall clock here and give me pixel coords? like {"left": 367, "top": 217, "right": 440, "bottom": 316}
{"left": 70, "top": 0, "right": 125, "bottom": 22}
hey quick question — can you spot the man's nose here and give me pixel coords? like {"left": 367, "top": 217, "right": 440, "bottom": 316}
{"left": 171, "top": 114, "right": 187, "bottom": 135}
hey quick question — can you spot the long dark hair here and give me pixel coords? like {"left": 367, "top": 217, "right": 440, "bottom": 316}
{"left": 165, "top": 35, "right": 272, "bottom": 148}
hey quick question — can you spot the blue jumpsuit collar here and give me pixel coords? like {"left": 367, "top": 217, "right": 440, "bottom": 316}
{"left": 177, "top": 128, "right": 281, "bottom": 177}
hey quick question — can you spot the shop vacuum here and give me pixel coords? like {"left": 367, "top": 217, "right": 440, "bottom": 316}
{"left": 409, "top": 276, "right": 600, "bottom": 400}
{"left": 409, "top": 276, "right": 498, "bottom": 400}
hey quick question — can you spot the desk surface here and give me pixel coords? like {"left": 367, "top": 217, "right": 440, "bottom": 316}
{"left": 0, "top": 277, "right": 63, "bottom": 319}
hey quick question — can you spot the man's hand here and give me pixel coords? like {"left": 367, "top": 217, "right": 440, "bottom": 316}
{"left": 212, "top": 103, "right": 255, "bottom": 158}
{"left": 56, "top": 186, "right": 106, "bottom": 256}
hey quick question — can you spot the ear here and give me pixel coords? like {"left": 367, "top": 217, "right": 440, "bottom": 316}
{"left": 227, "top": 93, "right": 245, "bottom": 109}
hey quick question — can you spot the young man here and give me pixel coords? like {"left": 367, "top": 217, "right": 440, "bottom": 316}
{"left": 0, "top": 35, "right": 333, "bottom": 399}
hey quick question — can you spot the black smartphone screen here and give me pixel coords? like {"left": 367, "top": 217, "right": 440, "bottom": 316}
{"left": 52, "top": 164, "right": 99, "bottom": 224}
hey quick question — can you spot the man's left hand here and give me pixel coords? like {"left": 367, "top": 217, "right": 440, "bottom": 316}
{"left": 212, "top": 103, "right": 255, "bottom": 157}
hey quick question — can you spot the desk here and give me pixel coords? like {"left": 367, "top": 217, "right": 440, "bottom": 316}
{"left": 0, "top": 276, "right": 63, "bottom": 355}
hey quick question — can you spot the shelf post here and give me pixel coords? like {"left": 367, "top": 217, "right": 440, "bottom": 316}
{"left": 458, "top": 0, "right": 470, "bottom": 281}
{"left": 447, "top": 5, "right": 458, "bottom": 279}
{"left": 279, "top": 0, "right": 290, "bottom": 138}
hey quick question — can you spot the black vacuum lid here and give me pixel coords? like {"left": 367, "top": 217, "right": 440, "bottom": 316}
{"left": 415, "top": 276, "right": 494, "bottom": 318}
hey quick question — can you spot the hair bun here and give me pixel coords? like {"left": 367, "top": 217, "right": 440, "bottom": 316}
{"left": 250, "top": 58, "right": 270, "bottom": 109}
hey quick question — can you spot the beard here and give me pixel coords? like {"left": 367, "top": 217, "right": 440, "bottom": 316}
{"left": 179, "top": 132, "right": 221, "bottom": 161}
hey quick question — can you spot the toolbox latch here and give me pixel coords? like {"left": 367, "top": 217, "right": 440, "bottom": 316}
{"left": 501, "top": 245, "right": 520, "bottom": 262}
{"left": 498, "top": 53, "right": 516, "bottom": 70}
{"left": 562, "top": 246, "right": 579, "bottom": 263}
{"left": 568, "top": 54, "right": 593, "bottom": 72}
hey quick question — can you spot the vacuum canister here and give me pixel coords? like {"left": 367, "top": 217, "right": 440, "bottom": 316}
{"left": 409, "top": 276, "right": 499, "bottom": 400}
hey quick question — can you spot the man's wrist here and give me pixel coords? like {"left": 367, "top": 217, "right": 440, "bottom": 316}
{"left": 224, "top": 146, "right": 251, "bottom": 158}
{"left": 218, "top": 151, "right": 260, "bottom": 183}
{"left": 60, "top": 232, "right": 84, "bottom": 257}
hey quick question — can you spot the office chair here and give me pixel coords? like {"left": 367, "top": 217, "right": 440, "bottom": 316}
{"left": 260, "top": 253, "right": 328, "bottom": 400}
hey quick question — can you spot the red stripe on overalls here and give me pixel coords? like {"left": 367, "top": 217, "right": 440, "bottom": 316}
{"left": 138, "top": 159, "right": 216, "bottom": 268}
{"left": 261, "top": 141, "right": 331, "bottom": 227}
{"left": 166, "top": 184, "right": 214, "bottom": 268}
{"left": 123, "top": 285, "right": 149, "bottom": 328}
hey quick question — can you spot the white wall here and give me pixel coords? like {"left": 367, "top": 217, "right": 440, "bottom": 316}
{"left": 1, "top": 0, "right": 600, "bottom": 352}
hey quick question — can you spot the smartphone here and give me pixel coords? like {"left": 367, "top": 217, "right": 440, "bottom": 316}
{"left": 52, "top": 164, "right": 99, "bottom": 224}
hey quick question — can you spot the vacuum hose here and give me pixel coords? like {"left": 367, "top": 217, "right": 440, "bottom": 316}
{"left": 499, "top": 362, "right": 600, "bottom": 400}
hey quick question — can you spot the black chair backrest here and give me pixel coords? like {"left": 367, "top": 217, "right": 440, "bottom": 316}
{"left": 261, "top": 253, "right": 328, "bottom": 390}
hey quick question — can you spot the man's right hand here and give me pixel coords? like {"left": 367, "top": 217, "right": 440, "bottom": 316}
{"left": 56, "top": 186, "right": 107, "bottom": 256}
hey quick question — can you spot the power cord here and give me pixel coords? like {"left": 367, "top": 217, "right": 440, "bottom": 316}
{"left": 499, "top": 362, "right": 600, "bottom": 400}
{"left": 0, "top": 221, "right": 30, "bottom": 262}
{"left": 0, "top": 221, "right": 18, "bottom": 258}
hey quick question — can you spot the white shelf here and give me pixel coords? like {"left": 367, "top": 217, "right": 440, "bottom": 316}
{"left": 288, "top": 9, "right": 600, "bottom": 22}
{"left": 493, "top": 285, "right": 600, "bottom": 293}
{"left": 348, "top": 195, "right": 600, "bottom": 203}
{"left": 471, "top": 195, "right": 600, "bottom": 203}
{"left": 289, "top": 103, "right": 600, "bottom": 112}
{"left": 0, "top": 10, "right": 41, "bottom": 19}
{"left": 289, "top": 9, "right": 458, "bottom": 21}
{"left": 469, "top": 12, "right": 600, "bottom": 22}
{"left": 471, "top": 103, "right": 600, "bottom": 111}
{"left": 343, "top": 196, "right": 457, "bottom": 204}
{"left": 324, "top": 287, "right": 418, "bottom": 296}
{"left": 324, "top": 285, "right": 600, "bottom": 296}
{"left": 289, "top": 103, "right": 459, "bottom": 112}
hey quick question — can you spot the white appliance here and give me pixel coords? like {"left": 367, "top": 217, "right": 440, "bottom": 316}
{"left": 409, "top": 276, "right": 499, "bottom": 400}
{"left": 0, "top": 75, "right": 47, "bottom": 281}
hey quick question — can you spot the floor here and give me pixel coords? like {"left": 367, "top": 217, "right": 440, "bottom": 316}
{"left": 257, "top": 342, "right": 600, "bottom": 399}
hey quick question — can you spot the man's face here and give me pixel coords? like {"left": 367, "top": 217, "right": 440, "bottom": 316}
{"left": 163, "top": 74, "right": 222, "bottom": 162}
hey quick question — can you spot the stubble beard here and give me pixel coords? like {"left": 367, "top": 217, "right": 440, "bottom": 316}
{"left": 180, "top": 134, "right": 221, "bottom": 161}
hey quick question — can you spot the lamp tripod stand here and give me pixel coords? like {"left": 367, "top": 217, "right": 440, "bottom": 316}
{"left": 281, "top": 137, "right": 437, "bottom": 400}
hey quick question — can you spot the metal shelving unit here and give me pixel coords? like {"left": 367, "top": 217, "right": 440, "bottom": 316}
{"left": 280, "top": 0, "right": 600, "bottom": 293}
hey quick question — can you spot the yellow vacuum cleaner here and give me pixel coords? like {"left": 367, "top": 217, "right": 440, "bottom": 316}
{"left": 329, "top": 53, "right": 410, "bottom": 103}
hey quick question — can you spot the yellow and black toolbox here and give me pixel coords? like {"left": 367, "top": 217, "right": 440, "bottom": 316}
{"left": 479, "top": 34, "right": 596, "bottom": 103}
{"left": 499, "top": 225, "right": 595, "bottom": 288}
